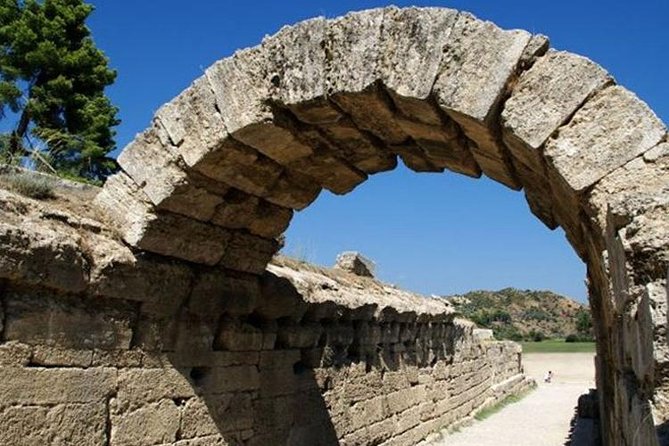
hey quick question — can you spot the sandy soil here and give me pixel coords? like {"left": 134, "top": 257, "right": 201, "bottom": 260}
{"left": 428, "top": 352, "right": 595, "bottom": 446}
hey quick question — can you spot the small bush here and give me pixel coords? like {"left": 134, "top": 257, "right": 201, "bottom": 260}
{"left": 1, "top": 173, "right": 55, "bottom": 199}
{"left": 529, "top": 330, "right": 545, "bottom": 342}
{"left": 565, "top": 333, "right": 594, "bottom": 343}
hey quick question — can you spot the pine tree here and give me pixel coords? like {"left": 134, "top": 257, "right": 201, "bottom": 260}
{"left": 0, "top": 0, "right": 119, "bottom": 182}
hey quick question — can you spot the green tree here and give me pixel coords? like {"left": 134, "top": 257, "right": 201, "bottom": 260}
{"left": 575, "top": 309, "right": 593, "bottom": 334}
{"left": 0, "top": 0, "right": 119, "bottom": 181}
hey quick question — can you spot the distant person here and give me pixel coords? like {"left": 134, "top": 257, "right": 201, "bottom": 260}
{"left": 544, "top": 370, "right": 553, "bottom": 383}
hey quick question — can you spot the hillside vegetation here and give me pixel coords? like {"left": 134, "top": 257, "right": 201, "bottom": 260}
{"left": 444, "top": 288, "right": 593, "bottom": 342}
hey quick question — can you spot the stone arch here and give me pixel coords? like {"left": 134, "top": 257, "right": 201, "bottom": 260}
{"left": 94, "top": 7, "right": 668, "bottom": 445}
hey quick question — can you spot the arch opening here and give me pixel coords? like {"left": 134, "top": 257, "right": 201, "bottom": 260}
{"left": 93, "top": 7, "right": 668, "bottom": 445}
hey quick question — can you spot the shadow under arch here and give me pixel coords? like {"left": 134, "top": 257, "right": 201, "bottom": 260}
{"left": 159, "top": 267, "right": 471, "bottom": 446}
{"left": 94, "top": 6, "right": 669, "bottom": 446}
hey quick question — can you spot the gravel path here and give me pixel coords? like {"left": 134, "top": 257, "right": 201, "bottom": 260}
{"left": 429, "top": 352, "right": 595, "bottom": 446}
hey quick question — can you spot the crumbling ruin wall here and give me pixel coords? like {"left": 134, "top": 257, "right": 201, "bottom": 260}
{"left": 0, "top": 186, "right": 531, "bottom": 446}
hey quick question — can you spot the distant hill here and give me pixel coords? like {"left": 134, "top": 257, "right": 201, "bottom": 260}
{"left": 443, "top": 288, "right": 593, "bottom": 341}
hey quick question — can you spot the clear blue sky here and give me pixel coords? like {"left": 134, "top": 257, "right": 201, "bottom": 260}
{"left": 87, "top": 1, "right": 667, "bottom": 303}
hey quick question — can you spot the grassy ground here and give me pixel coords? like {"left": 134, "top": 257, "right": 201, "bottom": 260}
{"left": 520, "top": 339, "right": 596, "bottom": 353}
{"left": 474, "top": 387, "right": 536, "bottom": 421}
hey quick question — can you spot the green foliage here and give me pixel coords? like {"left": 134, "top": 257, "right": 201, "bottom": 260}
{"left": 0, "top": 0, "right": 119, "bottom": 181}
{"left": 575, "top": 308, "right": 593, "bottom": 334}
{"left": 529, "top": 329, "right": 545, "bottom": 342}
{"left": 0, "top": 171, "right": 54, "bottom": 198}
{"left": 493, "top": 324, "right": 523, "bottom": 342}
{"left": 521, "top": 339, "right": 596, "bottom": 353}
{"left": 565, "top": 333, "right": 594, "bottom": 343}
{"left": 523, "top": 308, "right": 551, "bottom": 321}
{"left": 469, "top": 308, "right": 512, "bottom": 327}
{"left": 446, "top": 288, "right": 591, "bottom": 342}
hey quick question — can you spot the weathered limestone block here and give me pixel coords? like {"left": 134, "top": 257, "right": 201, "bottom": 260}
{"left": 110, "top": 399, "right": 180, "bottom": 446}
{"left": 518, "top": 34, "right": 550, "bottom": 69}
{"left": 196, "top": 366, "right": 260, "bottom": 394}
{"left": 191, "top": 138, "right": 282, "bottom": 198}
{"left": 0, "top": 367, "right": 116, "bottom": 405}
{"left": 250, "top": 200, "right": 293, "bottom": 238}
{"left": 335, "top": 251, "right": 375, "bottom": 277}
{"left": 325, "top": 9, "right": 383, "bottom": 95}
{"left": 280, "top": 141, "right": 367, "bottom": 195}
{"left": 0, "top": 202, "right": 87, "bottom": 293}
{"left": 433, "top": 12, "right": 532, "bottom": 188}
{"left": 325, "top": 322, "right": 355, "bottom": 347}
{"left": 155, "top": 76, "right": 227, "bottom": 167}
{"left": 205, "top": 48, "right": 273, "bottom": 138}
{"left": 117, "top": 126, "right": 226, "bottom": 220}
{"left": 88, "top": 234, "right": 193, "bottom": 304}
{"left": 257, "top": 351, "right": 302, "bottom": 397}
{"left": 180, "top": 394, "right": 254, "bottom": 438}
{"left": 628, "top": 284, "right": 658, "bottom": 383}
{"left": 314, "top": 117, "right": 398, "bottom": 175}
{"left": 0, "top": 403, "right": 107, "bottom": 446}
{"left": 545, "top": 86, "right": 666, "bottom": 193}
{"left": 588, "top": 142, "right": 668, "bottom": 235}
{"left": 4, "top": 291, "right": 134, "bottom": 350}
{"left": 211, "top": 192, "right": 293, "bottom": 238}
{"left": 205, "top": 271, "right": 260, "bottom": 317}
{"left": 502, "top": 50, "right": 611, "bottom": 173}
{"left": 355, "top": 321, "right": 382, "bottom": 346}
{"left": 95, "top": 173, "right": 231, "bottom": 265}
{"left": 167, "top": 314, "right": 217, "bottom": 354}
{"left": 31, "top": 345, "right": 93, "bottom": 368}
{"left": 257, "top": 271, "right": 308, "bottom": 321}
{"left": 501, "top": 51, "right": 611, "bottom": 229}
{"left": 216, "top": 319, "right": 264, "bottom": 351}
{"left": 166, "top": 349, "right": 260, "bottom": 369}
{"left": 346, "top": 395, "right": 389, "bottom": 433}
{"left": 218, "top": 231, "right": 278, "bottom": 275}
{"left": 116, "top": 368, "right": 195, "bottom": 412}
{"left": 324, "top": 10, "right": 408, "bottom": 145}
{"left": 277, "top": 322, "right": 322, "bottom": 349}
{"left": 0, "top": 341, "right": 32, "bottom": 366}
{"left": 380, "top": 7, "right": 458, "bottom": 113}
{"left": 93, "top": 172, "right": 155, "bottom": 246}
{"left": 260, "top": 18, "right": 386, "bottom": 192}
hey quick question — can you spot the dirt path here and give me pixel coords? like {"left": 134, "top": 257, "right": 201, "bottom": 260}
{"left": 427, "top": 352, "right": 595, "bottom": 446}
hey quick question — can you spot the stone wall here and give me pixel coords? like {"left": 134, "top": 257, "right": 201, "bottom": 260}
{"left": 0, "top": 185, "right": 531, "bottom": 445}
{"left": 89, "top": 7, "right": 668, "bottom": 445}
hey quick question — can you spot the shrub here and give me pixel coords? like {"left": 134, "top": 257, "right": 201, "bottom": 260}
{"left": 566, "top": 333, "right": 594, "bottom": 343}
{"left": 1, "top": 172, "right": 55, "bottom": 199}
{"left": 530, "top": 330, "right": 545, "bottom": 342}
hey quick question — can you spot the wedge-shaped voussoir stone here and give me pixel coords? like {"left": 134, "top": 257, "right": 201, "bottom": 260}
{"left": 502, "top": 51, "right": 612, "bottom": 166}
{"left": 219, "top": 232, "right": 279, "bottom": 274}
{"left": 502, "top": 51, "right": 611, "bottom": 171}
{"left": 263, "top": 17, "right": 327, "bottom": 106}
{"left": 117, "top": 127, "right": 187, "bottom": 206}
{"left": 434, "top": 12, "right": 531, "bottom": 123}
{"left": 94, "top": 172, "right": 159, "bottom": 247}
{"left": 380, "top": 7, "right": 458, "bottom": 99}
{"left": 156, "top": 76, "right": 228, "bottom": 167}
{"left": 544, "top": 85, "right": 666, "bottom": 192}
{"left": 325, "top": 8, "right": 385, "bottom": 94}
{"left": 138, "top": 213, "right": 231, "bottom": 266}
{"left": 588, "top": 142, "right": 669, "bottom": 232}
{"left": 96, "top": 173, "right": 230, "bottom": 265}
{"left": 205, "top": 48, "right": 273, "bottom": 135}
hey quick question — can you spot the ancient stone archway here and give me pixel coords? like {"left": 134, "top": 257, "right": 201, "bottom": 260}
{"left": 93, "top": 7, "right": 668, "bottom": 445}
